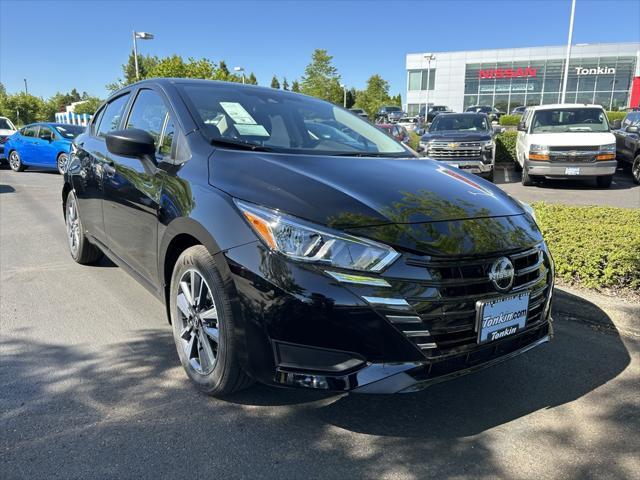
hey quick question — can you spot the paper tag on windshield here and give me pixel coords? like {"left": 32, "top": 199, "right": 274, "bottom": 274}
{"left": 235, "top": 124, "right": 269, "bottom": 136}
{"left": 220, "top": 102, "right": 257, "bottom": 125}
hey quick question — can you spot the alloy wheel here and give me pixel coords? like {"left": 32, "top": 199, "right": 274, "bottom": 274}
{"left": 176, "top": 269, "right": 220, "bottom": 375}
{"left": 633, "top": 159, "right": 640, "bottom": 184}
{"left": 9, "top": 151, "right": 20, "bottom": 171}
{"left": 58, "top": 153, "right": 68, "bottom": 174}
{"left": 66, "top": 195, "right": 80, "bottom": 257}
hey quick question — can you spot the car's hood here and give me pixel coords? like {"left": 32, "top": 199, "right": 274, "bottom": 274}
{"left": 528, "top": 131, "right": 615, "bottom": 147}
{"left": 421, "top": 131, "right": 492, "bottom": 142}
{"left": 208, "top": 150, "right": 524, "bottom": 233}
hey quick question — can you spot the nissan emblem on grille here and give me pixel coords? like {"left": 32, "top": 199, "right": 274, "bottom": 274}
{"left": 488, "top": 257, "right": 515, "bottom": 292}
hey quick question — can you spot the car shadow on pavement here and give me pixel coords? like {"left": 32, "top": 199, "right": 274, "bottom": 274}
{"left": 0, "top": 184, "right": 15, "bottom": 194}
{"left": 497, "top": 167, "right": 635, "bottom": 190}
{"left": 1, "top": 293, "right": 636, "bottom": 479}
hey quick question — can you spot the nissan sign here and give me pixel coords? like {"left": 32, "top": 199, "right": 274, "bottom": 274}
{"left": 478, "top": 67, "right": 537, "bottom": 79}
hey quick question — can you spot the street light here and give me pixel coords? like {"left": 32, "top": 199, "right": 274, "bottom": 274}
{"left": 234, "top": 66, "right": 246, "bottom": 84}
{"left": 132, "top": 31, "right": 155, "bottom": 80}
{"left": 423, "top": 53, "right": 435, "bottom": 123}
{"left": 340, "top": 84, "right": 347, "bottom": 108}
{"left": 560, "top": 0, "right": 576, "bottom": 104}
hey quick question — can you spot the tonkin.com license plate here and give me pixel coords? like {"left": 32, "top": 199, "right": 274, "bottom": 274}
{"left": 476, "top": 292, "right": 530, "bottom": 344}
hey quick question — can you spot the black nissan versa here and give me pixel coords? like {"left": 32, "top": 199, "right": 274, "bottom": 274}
{"left": 63, "top": 79, "right": 554, "bottom": 396}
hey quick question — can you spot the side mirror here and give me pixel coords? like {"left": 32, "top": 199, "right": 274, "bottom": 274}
{"left": 517, "top": 122, "right": 526, "bottom": 132}
{"left": 626, "top": 125, "right": 639, "bottom": 134}
{"left": 106, "top": 129, "right": 155, "bottom": 160}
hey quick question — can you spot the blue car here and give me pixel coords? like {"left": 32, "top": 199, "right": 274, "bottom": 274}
{"left": 5, "top": 123, "right": 85, "bottom": 174}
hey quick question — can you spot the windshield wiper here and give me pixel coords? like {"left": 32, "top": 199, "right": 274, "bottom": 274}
{"left": 330, "top": 151, "right": 407, "bottom": 157}
{"left": 210, "top": 138, "right": 273, "bottom": 152}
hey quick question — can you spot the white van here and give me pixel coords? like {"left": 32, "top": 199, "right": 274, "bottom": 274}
{"left": 515, "top": 104, "right": 617, "bottom": 188}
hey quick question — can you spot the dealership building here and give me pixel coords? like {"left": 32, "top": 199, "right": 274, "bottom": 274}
{"left": 405, "top": 42, "right": 640, "bottom": 115}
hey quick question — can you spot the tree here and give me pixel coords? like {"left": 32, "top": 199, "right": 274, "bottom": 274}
{"left": 345, "top": 87, "right": 357, "bottom": 109}
{"left": 74, "top": 97, "right": 103, "bottom": 115}
{"left": 354, "top": 74, "right": 395, "bottom": 119}
{"left": 0, "top": 92, "right": 47, "bottom": 125}
{"left": 282, "top": 77, "right": 289, "bottom": 91}
{"left": 300, "top": 49, "right": 342, "bottom": 104}
{"left": 291, "top": 80, "right": 300, "bottom": 93}
{"left": 218, "top": 60, "right": 230, "bottom": 80}
{"left": 107, "top": 52, "right": 159, "bottom": 91}
{"left": 270, "top": 75, "right": 280, "bottom": 89}
{"left": 247, "top": 73, "right": 258, "bottom": 85}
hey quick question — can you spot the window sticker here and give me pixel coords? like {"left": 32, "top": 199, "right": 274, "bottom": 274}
{"left": 235, "top": 124, "right": 269, "bottom": 137}
{"left": 220, "top": 102, "right": 257, "bottom": 125}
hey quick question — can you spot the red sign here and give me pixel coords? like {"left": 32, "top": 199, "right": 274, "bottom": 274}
{"left": 478, "top": 67, "right": 538, "bottom": 79}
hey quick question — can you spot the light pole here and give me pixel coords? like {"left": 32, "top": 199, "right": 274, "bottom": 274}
{"left": 423, "top": 53, "right": 435, "bottom": 123}
{"left": 560, "top": 0, "right": 576, "bottom": 104}
{"left": 234, "top": 66, "right": 246, "bottom": 84}
{"left": 23, "top": 78, "right": 28, "bottom": 94}
{"left": 341, "top": 84, "right": 347, "bottom": 107}
{"left": 132, "top": 31, "right": 155, "bottom": 80}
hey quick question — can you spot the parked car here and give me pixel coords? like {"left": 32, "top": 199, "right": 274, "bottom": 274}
{"left": 63, "top": 78, "right": 553, "bottom": 397}
{"left": 465, "top": 105, "right": 504, "bottom": 122}
{"left": 515, "top": 104, "right": 617, "bottom": 187}
{"left": 0, "top": 116, "right": 17, "bottom": 161}
{"left": 511, "top": 106, "right": 527, "bottom": 116}
{"left": 612, "top": 111, "right": 640, "bottom": 184}
{"left": 5, "top": 123, "right": 85, "bottom": 174}
{"left": 419, "top": 105, "right": 451, "bottom": 123}
{"left": 419, "top": 113, "right": 496, "bottom": 181}
{"left": 376, "top": 123, "right": 410, "bottom": 144}
{"left": 349, "top": 108, "right": 369, "bottom": 120}
{"left": 397, "top": 116, "right": 420, "bottom": 132}
{"left": 375, "top": 105, "right": 404, "bottom": 123}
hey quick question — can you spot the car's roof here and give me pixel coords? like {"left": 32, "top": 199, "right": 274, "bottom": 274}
{"left": 438, "top": 112, "right": 487, "bottom": 116}
{"left": 20, "top": 122, "right": 82, "bottom": 128}
{"left": 526, "top": 103, "right": 604, "bottom": 111}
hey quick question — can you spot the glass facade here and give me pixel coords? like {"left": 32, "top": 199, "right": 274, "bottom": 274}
{"left": 463, "top": 55, "right": 637, "bottom": 112}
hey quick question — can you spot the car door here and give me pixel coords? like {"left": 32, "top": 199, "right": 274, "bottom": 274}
{"left": 516, "top": 109, "right": 530, "bottom": 164}
{"left": 102, "top": 87, "right": 171, "bottom": 284}
{"left": 16, "top": 126, "right": 38, "bottom": 163}
{"left": 622, "top": 113, "right": 639, "bottom": 161}
{"left": 72, "top": 93, "right": 131, "bottom": 244}
{"left": 34, "top": 125, "right": 57, "bottom": 166}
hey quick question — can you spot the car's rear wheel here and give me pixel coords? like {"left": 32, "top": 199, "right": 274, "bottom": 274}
{"left": 596, "top": 175, "right": 613, "bottom": 188}
{"left": 632, "top": 155, "right": 640, "bottom": 185}
{"left": 57, "top": 153, "right": 68, "bottom": 175}
{"left": 521, "top": 162, "right": 539, "bottom": 186}
{"left": 170, "top": 245, "right": 253, "bottom": 397}
{"left": 65, "top": 191, "right": 103, "bottom": 264}
{"left": 8, "top": 151, "right": 25, "bottom": 172}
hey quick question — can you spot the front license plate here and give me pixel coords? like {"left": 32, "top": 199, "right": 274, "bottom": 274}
{"left": 565, "top": 167, "right": 580, "bottom": 175}
{"left": 476, "top": 292, "right": 530, "bottom": 344}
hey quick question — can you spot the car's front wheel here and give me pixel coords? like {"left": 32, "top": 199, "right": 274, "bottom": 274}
{"left": 57, "top": 153, "right": 68, "bottom": 175}
{"left": 65, "top": 191, "right": 103, "bottom": 264}
{"left": 169, "top": 245, "right": 253, "bottom": 397}
{"left": 8, "top": 151, "right": 25, "bottom": 172}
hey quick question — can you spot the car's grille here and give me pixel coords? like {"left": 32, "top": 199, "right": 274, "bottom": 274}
{"left": 383, "top": 245, "right": 552, "bottom": 360}
{"left": 427, "top": 142, "right": 482, "bottom": 158}
{"left": 549, "top": 145, "right": 599, "bottom": 152}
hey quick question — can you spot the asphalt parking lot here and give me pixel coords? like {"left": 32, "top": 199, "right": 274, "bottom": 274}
{"left": 1, "top": 168, "right": 639, "bottom": 479}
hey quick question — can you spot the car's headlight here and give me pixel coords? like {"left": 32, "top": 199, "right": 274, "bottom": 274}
{"left": 599, "top": 143, "right": 616, "bottom": 152}
{"left": 235, "top": 200, "right": 400, "bottom": 272}
{"left": 529, "top": 144, "right": 549, "bottom": 153}
{"left": 482, "top": 140, "right": 494, "bottom": 150}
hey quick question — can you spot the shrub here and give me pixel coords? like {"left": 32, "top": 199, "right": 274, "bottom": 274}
{"left": 606, "top": 111, "right": 627, "bottom": 123}
{"left": 408, "top": 131, "right": 421, "bottom": 151}
{"left": 499, "top": 115, "right": 521, "bottom": 126}
{"left": 495, "top": 131, "right": 518, "bottom": 164}
{"left": 532, "top": 203, "right": 640, "bottom": 291}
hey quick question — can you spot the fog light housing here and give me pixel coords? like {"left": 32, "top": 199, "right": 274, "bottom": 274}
{"left": 276, "top": 371, "right": 330, "bottom": 389}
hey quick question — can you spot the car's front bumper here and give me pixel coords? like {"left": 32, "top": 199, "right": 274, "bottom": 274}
{"left": 434, "top": 158, "right": 494, "bottom": 175}
{"left": 527, "top": 160, "right": 617, "bottom": 178}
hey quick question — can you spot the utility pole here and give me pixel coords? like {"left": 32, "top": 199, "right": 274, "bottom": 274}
{"left": 560, "top": 0, "right": 576, "bottom": 104}
{"left": 423, "top": 54, "right": 435, "bottom": 123}
{"left": 23, "top": 79, "right": 28, "bottom": 94}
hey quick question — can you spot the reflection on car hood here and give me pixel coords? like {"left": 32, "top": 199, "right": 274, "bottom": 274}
{"left": 209, "top": 149, "right": 523, "bottom": 232}
{"left": 421, "top": 131, "right": 492, "bottom": 142}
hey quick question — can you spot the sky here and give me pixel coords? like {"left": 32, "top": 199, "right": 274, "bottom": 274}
{"left": 1, "top": 0, "right": 639, "bottom": 101}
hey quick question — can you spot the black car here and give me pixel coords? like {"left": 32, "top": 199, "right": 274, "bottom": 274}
{"left": 465, "top": 105, "right": 503, "bottom": 122}
{"left": 419, "top": 113, "right": 497, "bottom": 181}
{"left": 612, "top": 111, "right": 640, "bottom": 184}
{"left": 375, "top": 105, "right": 404, "bottom": 123}
{"left": 511, "top": 106, "right": 527, "bottom": 116}
{"left": 349, "top": 108, "right": 369, "bottom": 120}
{"left": 63, "top": 78, "right": 554, "bottom": 396}
{"left": 419, "top": 105, "right": 451, "bottom": 123}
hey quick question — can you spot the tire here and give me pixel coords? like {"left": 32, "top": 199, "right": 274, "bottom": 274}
{"left": 521, "top": 161, "right": 536, "bottom": 186}
{"left": 65, "top": 190, "right": 103, "bottom": 264}
{"left": 513, "top": 151, "right": 523, "bottom": 172}
{"left": 484, "top": 169, "right": 494, "bottom": 182}
{"left": 169, "top": 245, "right": 253, "bottom": 397}
{"left": 631, "top": 156, "right": 640, "bottom": 184}
{"left": 8, "top": 150, "right": 26, "bottom": 172}
{"left": 57, "top": 153, "right": 68, "bottom": 175}
{"left": 596, "top": 175, "right": 613, "bottom": 188}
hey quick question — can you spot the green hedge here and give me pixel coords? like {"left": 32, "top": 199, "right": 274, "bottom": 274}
{"left": 408, "top": 131, "right": 421, "bottom": 151}
{"left": 499, "top": 115, "right": 521, "bottom": 126}
{"left": 495, "top": 131, "right": 518, "bottom": 164}
{"left": 533, "top": 203, "right": 640, "bottom": 291}
{"left": 606, "top": 111, "right": 626, "bottom": 123}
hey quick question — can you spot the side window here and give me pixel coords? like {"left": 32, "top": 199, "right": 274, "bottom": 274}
{"left": 96, "top": 94, "right": 130, "bottom": 138}
{"left": 126, "top": 89, "right": 169, "bottom": 147}
{"left": 38, "top": 126, "right": 53, "bottom": 140}
{"left": 91, "top": 106, "right": 105, "bottom": 135}
{"left": 22, "top": 126, "right": 37, "bottom": 137}
{"left": 159, "top": 117, "right": 175, "bottom": 157}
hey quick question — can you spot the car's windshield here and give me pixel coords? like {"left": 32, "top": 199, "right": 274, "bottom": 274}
{"left": 0, "top": 118, "right": 14, "bottom": 130}
{"left": 430, "top": 114, "right": 490, "bottom": 132}
{"left": 531, "top": 108, "right": 609, "bottom": 133}
{"left": 179, "top": 84, "right": 408, "bottom": 156}
{"left": 385, "top": 106, "right": 402, "bottom": 112}
{"left": 54, "top": 125, "right": 85, "bottom": 139}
